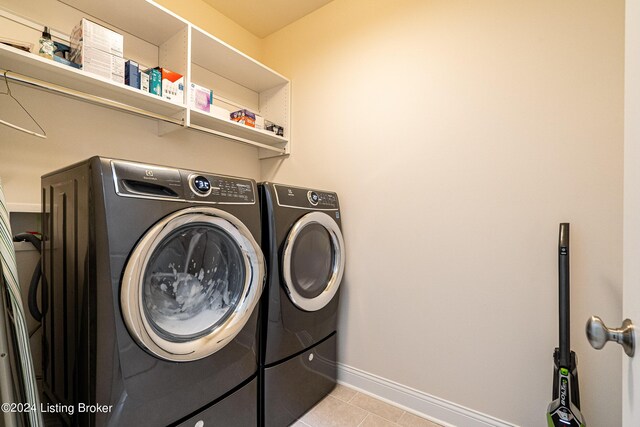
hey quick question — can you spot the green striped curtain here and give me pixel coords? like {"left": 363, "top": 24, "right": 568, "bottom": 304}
{"left": 0, "top": 178, "right": 43, "bottom": 427}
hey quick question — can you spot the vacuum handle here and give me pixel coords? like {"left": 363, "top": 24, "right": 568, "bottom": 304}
{"left": 558, "top": 223, "right": 571, "bottom": 368}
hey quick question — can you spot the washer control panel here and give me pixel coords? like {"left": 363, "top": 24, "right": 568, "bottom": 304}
{"left": 111, "top": 160, "right": 255, "bottom": 204}
{"left": 274, "top": 184, "right": 338, "bottom": 210}
{"left": 185, "top": 172, "right": 255, "bottom": 204}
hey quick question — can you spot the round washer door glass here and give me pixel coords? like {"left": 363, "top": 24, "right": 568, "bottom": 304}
{"left": 282, "top": 211, "right": 345, "bottom": 311}
{"left": 121, "top": 207, "right": 265, "bottom": 362}
{"left": 143, "top": 224, "right": 244, "bottom": 340}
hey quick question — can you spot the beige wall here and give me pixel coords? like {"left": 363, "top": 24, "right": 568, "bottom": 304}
{"left": 261, "top": 1, "right": 624, "bottom": 425}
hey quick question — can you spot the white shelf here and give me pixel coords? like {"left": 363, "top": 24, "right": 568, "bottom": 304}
{"left": 7, "top": 203, "right": 40, "bottom": 213}
{"left": 0, "top": 43, "right": 186, "bottom": 118}
{"left": 191, "top": 27, "right": 288, "bottom": 93}
{"left": 190, "top": 110, "right": 287, "bottom": 147}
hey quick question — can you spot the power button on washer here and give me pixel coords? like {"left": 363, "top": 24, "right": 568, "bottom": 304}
{"left": 308, "top": 191, "right": 319, "bottom": 206}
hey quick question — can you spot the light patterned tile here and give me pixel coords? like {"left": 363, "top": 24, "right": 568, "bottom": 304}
{"left": 349, "top": 393, "right": 404, "bottom": 423}
{"left": 397, "top": 411, "right": 443, "bottom": 427}
{"left": 360, "top": 413, "right": 400, "bottom": 427}
{"left": 300, "top": 395, "right": 367, "bottom": 427}
{"left": 329, "top": 384, "right": 358, "bottom": 402}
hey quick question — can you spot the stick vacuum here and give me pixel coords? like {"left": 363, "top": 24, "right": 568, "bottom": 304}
{"left": 547, "top": 223, "right": 585, "bottom": 426}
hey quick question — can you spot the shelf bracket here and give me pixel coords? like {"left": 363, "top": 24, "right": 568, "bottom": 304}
{"left": 158, "top": 110, "right": 187, "bottom": 136}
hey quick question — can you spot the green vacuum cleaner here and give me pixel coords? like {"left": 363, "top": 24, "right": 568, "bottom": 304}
{"left": 546, "top": 223, "right": 585, "bottom": 427}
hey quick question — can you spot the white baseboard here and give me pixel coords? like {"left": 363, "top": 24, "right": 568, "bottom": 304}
{"left": 337, "top": 363, "right": 518, "bottom": 427}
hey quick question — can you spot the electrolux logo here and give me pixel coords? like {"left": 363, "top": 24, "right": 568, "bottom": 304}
{"left": 143, "top": 169, "right": 158, "bottom": 181}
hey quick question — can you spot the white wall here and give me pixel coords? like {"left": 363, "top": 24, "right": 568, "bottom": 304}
{"left": 0, "top": 0, "right": 263, "bottom": 208}
{"left": 261, "top": 1, "right": 624, "bottom": 425}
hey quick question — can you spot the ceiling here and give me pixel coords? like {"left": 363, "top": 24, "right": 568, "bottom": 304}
{"left": 201, "top": 0, "right": 334, "bottom": 38}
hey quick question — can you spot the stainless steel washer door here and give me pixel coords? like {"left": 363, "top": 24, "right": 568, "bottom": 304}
{"left": 282, "top": 211, "right": 345, "bottom": 312}
{"left": 121, "top": 207, "right": 265, "bottom": 362}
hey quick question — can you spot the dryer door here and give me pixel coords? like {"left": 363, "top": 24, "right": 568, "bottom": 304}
{"left": 282, "top": 211, "right": 345, "bottom": 312}
{"left": 121, "top": 207, "right": 265, "bottom": 362}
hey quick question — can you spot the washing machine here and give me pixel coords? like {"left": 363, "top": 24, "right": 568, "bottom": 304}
{"left": 41, "top": 157, "right": 265, "bottom": 426}
{"left": 258, "top": 183, "right": 345, "bottom": 427}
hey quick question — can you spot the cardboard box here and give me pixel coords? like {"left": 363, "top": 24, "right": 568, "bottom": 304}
{"left": 125, "top": 60, "right": 140, "bottom": 89}
{"left": 156, "top": 67, "right": 184, "bottom": 104}
{"left": 77, "top": 46, "right": 124, "bottom": 84}
{"left": 265, "top": 120, "right": 284, "bottom": 136}
{"left": 141, "top": 71, "right": 150, "bottom": 92}
{"left": 189, "top": 83, "right": 213, "bottom": 113}
{"left": 230, "top": 109, "right": 256, "bottom": 127}
{"left": 143, "top": 68, "right": 161, "bottom": 96}
{"left": 70, "top": 18, "right": 123, "bottom": 61}
{"left": 53, "top": 55, "right": 81, "bottom": 69}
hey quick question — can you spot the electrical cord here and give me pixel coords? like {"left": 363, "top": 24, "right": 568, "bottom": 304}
{"left": 12, "top": 233, "right": 43, "bottom": 324}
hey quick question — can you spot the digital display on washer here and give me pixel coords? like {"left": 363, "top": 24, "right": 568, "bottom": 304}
{"left": 192, "top": 176, "right": 211, "bottom": 194}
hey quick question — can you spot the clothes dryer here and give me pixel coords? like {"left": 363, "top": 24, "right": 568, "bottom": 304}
{"left": 41, "top": 157, "right": 265, "bottom": 426}
{"left": 258, "top": 183, "right": 345, "bottom": 427}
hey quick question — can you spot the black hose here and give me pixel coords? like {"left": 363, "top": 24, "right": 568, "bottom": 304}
{"left": 13, "top": 233, "right": 41, "bottom": 253}
{"left": 12, "top": 233, "right": 43, "bottom": 322}
{"left": 27, "top": 260, "right": 43, "bottom": 322}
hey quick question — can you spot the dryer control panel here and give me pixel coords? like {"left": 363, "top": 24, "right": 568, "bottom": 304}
{"left": 111, "top": 160, "right": 255, "bottom": 204}
{"left": 274, "top": 184, "right": 338, "bottom": 210}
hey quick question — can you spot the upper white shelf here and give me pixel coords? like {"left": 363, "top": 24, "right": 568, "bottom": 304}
{"left": 0, "top": 43, "right": 186, "bottom": 117}
{"left": 190, "top": 27, "right": 288, "bottom": 93}
{"left": 58, "top": 0, "right": 187, "bottom": 46}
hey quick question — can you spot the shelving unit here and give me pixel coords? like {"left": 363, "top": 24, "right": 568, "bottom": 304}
{"left": 0, "top": 0, "right": 291, "bottom": 158}
{"left": 187, "top": 24, "right": 290, "bottom": 158}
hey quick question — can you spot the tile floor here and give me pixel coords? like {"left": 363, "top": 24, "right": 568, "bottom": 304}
{"left": 292, "top": 384, "right": 443, "bottom": 427}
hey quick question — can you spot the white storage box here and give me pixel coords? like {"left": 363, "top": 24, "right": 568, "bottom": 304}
{"left": 80, "top": 46, "right": 125, "bottom": 84}
{"left": 70, "top": 18, "right": 123, "bottom": 59}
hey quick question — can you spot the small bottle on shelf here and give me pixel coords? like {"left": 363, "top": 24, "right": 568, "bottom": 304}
{"left": 38, "top": 27, "right": 55, "bottom": 60}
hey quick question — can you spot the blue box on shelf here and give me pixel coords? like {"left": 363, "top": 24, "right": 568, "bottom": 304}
{"left": 125, "top": 60, "right": 140, "bottom": 89}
